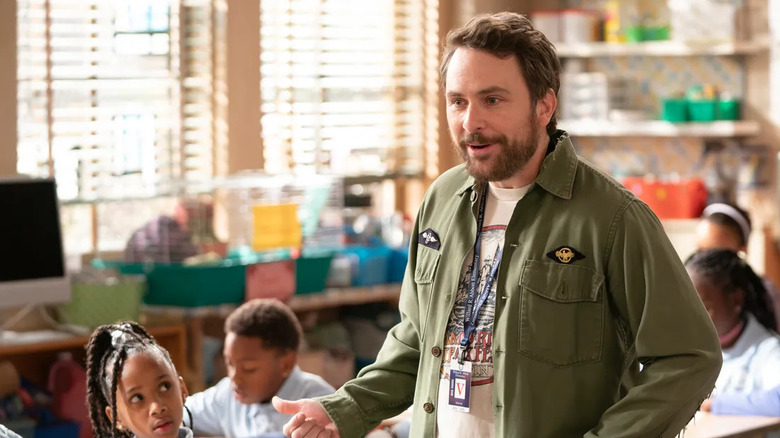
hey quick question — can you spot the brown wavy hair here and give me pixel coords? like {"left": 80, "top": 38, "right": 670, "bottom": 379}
{"left": 440, "top": 12, "right": 561, "bottom": 136}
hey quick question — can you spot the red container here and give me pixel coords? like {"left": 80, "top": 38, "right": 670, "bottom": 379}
{"left": 621, "top": 177, "right": 707, "bottom": 219}
{"left": 245, "top": 259, "right": 296, "bottom": 303}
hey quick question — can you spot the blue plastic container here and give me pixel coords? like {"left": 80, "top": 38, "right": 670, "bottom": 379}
{"left": 35, "top": 420, "right": 79, "bottom": 438}
{"left": 388, "top": 247, "right": 408, "bottom": 283}
{"left": 342, "top": 245, "right": 392, "bottom": 286}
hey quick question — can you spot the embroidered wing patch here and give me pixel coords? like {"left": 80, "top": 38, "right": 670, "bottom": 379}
{"left": 546, "top": 246, "right": 585, "bottom": 264}
{"left": 418, "top": 228, "right": 440, "bottom": 250}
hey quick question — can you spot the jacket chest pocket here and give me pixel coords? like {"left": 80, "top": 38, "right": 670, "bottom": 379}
{"left": 517, "top": 260, "right": 605, "bottom": 367}
{"left": 414, "top": 245, "right": 441, "bottom": 340}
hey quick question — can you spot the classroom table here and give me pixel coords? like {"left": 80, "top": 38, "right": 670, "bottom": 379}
{"left": 684, "top": 412, "right": 780, "bottom": 438}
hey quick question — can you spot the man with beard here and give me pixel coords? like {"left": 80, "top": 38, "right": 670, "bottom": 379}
{"left": 274, "top": 12, "right": 722, "bottom": 438}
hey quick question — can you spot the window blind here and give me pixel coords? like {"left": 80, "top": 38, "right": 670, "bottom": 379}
{"left": 17, "top": 0, "right": 222, "bottom": 202}
{"left": 259, "top": 0, "right": 439, "bottom": 177}
{"left": 16, "top": 0, "right": 224, "bottom": 256}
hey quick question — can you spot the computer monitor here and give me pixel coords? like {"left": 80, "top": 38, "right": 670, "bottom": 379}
{"left": 0, "top": 177, "right": 71, "bottom": 309}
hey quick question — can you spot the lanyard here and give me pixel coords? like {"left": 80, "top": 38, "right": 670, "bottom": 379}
{"left": 460, "top": 183, "right": 503, "bottom": 364}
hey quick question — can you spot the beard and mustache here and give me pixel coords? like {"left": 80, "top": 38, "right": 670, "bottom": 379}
{"left": 454, "top": 118, "right": 541, "bottom": 183}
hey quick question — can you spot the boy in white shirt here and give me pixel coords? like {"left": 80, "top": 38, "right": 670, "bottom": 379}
{"left": 186, "top": 299, "right": 334, "bottom": 437}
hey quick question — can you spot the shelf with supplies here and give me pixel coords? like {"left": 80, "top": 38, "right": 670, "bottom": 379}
{"left": 288, "top": 283, "right": 402, "bottom": 312}
{"left": 141, "top": 283, "right": 403, "bottom": 318}
{"left": 559, "top": 119, "right": 760, "bottom": 138}
{"left": 555, "top": 38, "right": 770, "bottom": 58}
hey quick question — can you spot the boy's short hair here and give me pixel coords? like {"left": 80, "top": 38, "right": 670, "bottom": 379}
{"left": 225, "top": 298, "right": 302, "bottom": 352}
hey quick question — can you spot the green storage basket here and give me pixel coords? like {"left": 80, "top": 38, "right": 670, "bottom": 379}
{"left": 296, "top": 253, "right": 334, "bottom": 295}
{"left": 59, "top": 277, "right": 145, "bottom": 328}
{"left": 92, "top": 259, "right": 248, "bottom": 307}
{"left": 688, "top": 100, "right": 717, "bottom": 122}
{"left": 661, "top": 98, "right": 688, "bottom": 123}
{"left": 144, "top": 263, "right": 248, "bottom": 307}
{"left": 718, "top": 99, "right": 740, "bottom": 120}
{"left": 625, "top": 25, "right": 643, "bottom": 42}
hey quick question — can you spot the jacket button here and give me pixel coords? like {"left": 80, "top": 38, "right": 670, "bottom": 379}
{"left": 431, "top": 346, "right": 441, "bottom": 357}
{"left": 423, "top": 402, "right": 434, "bottom": 413}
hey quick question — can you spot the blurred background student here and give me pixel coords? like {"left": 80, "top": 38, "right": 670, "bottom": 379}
{"left": 702, "top": 384, "right": 780, "bottom": 416}
{"left": 686, "top": 249, "right": 780, "bottom": 394}
{"left": 696, "top": 203, "right": 780, "bottom": 330}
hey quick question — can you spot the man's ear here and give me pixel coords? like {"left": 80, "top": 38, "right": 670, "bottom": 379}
{"left": 179, "top": 375, "right": 189, "bottom": 401}
{"left": 535, "top": 88, "right": 557, "bottom": 128}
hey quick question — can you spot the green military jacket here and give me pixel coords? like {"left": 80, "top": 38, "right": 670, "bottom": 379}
{"left": 319, "top": 132, "right": 722, "bottom": 437}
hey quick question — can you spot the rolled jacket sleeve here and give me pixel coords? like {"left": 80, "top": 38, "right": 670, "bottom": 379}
{"left": 587, "top": 200, "right": 722, "bottom": 437}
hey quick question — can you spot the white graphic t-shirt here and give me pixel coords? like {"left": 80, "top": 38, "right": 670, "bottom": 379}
{"left": 436, "top": 182, "right": 531, "bottom": 438}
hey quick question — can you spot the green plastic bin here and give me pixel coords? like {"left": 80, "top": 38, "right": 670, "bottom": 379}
{"left": 144, "top": 263, "right": 248, "bottom": 307}
{"left": 295, "top": 253, "right": 333, "bottom": 295}
{"left": 688, "top": 100, "right": 717, "bottom": 122}
{"left": 718, "top": 99, "right": 740, "bottom": 120}
{"left": 92, "top": 259, "right": 248, "bottom": 307}
{"left": 59, "top": 277, "right": 145, "bottom": 328}
{"left": 661, "top": 98, "right": 688, "bottom": 123}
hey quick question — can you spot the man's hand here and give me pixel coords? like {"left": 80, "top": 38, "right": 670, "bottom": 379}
{"left": 273, "top": 396, "right": 341, "bottom": 438}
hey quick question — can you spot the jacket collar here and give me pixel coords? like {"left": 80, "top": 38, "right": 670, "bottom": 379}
{"left": 457, "top": 130, "right": 577, "bottom": 200}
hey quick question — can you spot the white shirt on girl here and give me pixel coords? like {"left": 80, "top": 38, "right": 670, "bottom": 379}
{"left": 716, "top": 313, "right": 780, "bottom": 394}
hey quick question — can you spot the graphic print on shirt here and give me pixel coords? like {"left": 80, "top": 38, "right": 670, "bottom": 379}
{"left": 441, "top": 224, "right": 506, "bottom": 386}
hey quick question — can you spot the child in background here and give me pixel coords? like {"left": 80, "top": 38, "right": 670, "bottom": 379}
{"left": 696, "top": 202, "right": 780, "bottom": 330}
{"left": 85, "top": 322, "right": 192, "bottom": 438}
{"left": 185, "top": 299, "right": 334, "bottom": 438}
{"left": 685, "top": 249, "right": 780, "bottom": 394}
{"left": 696, "top": 203, "right": 753, "bottom": 255}
{"left": 701, "top": 385, "right": 780, "bottom": 416}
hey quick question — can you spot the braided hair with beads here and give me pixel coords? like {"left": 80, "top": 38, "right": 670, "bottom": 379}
{"left": 685, "top": 248, "right": 777, "bottom": 331}
{"left": 85, "top": 322, "right": 182, "bottom": 438}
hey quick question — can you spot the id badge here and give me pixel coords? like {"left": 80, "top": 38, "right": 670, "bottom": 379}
{"left": 448, "top": 358, "right": 472, "bottom": 412}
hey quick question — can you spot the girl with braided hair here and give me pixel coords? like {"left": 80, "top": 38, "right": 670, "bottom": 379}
{"left": 696, "top": 202, "right": 780, "bottom": 331}
{"left": 685, "top": 248, "right": 780, "bottom": 395}
{"left": 85, "top": 322, "right": 193, "bottom": 438}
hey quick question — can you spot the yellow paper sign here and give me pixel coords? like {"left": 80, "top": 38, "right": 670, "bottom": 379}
{"left": 252, "top": 204, "right": 302, "bottom": 250}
